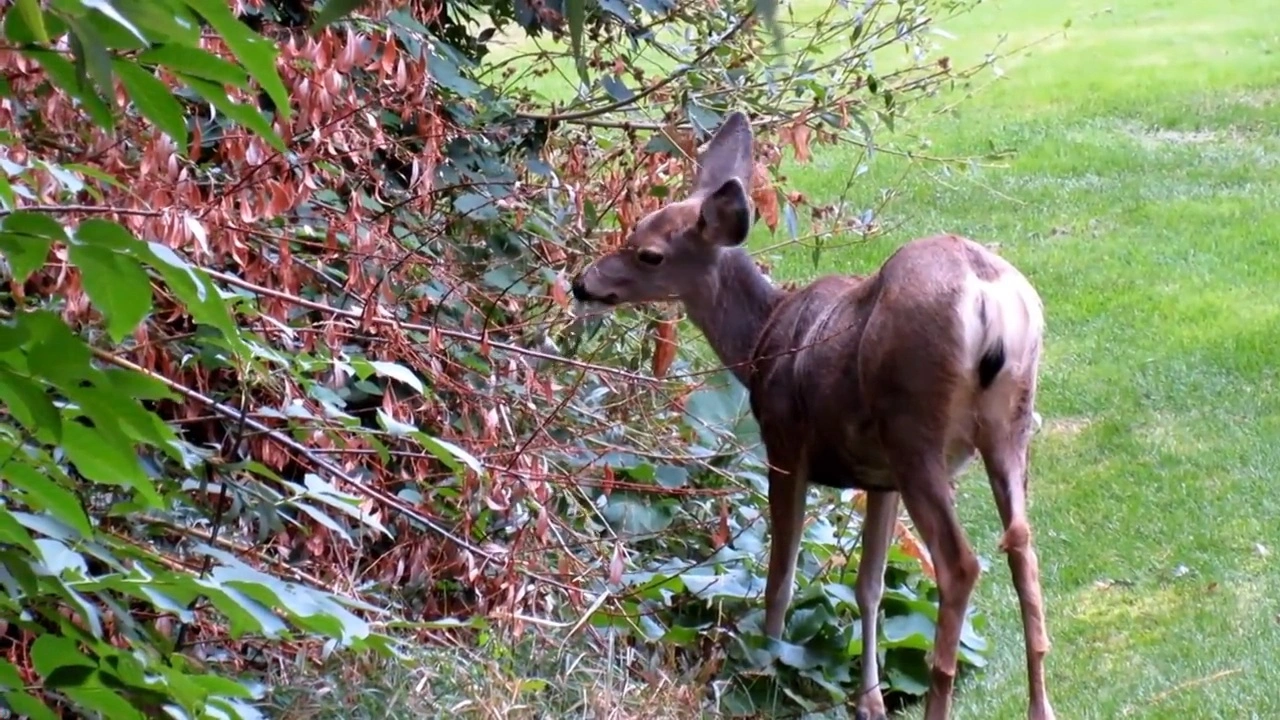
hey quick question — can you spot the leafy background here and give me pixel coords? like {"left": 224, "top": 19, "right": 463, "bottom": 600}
{"left": 0, "top": 0, "right": 1011, "bottom": 716}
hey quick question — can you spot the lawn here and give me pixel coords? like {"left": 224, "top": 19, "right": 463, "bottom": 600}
{"left": 487, "top": 0, "right": 1280, "bottom": 717}
{"left": 770, "top": 0, "right": 1280, "bottom": 717}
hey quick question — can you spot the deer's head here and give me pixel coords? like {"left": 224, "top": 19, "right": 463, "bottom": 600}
{"left": 570, "top": 111, "right": 756, "bottom": 306}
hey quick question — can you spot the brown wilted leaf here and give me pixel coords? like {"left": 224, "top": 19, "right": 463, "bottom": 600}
{"left": 895, "top": 521, "right": 935, "bottom": 581}
{"left": 601, "top": 464, "right": 615, "bottom": 497}
{"left": 751, "top": 183, "right": 781, "bottom": 234}
{"left": 651, "top": 317, "right": 677, "bottom": 378}
{"left": 789, "top": 121, "right": 812, "bottom": 163}
{"left": 550, "top": 275, "right": 569, "bottom": 307}
{"left": 712, "top": 500, "right": 730, "bottom": 549}
{"left": 609, "top": 543, "right": 624, "bottom": 585}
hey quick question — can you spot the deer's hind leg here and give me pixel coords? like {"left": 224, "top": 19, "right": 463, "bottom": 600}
{"left": 978, "top": 364, "right": 1055, "bottom": 720}
{"left": 878, "top": 420, "right": 980, "bottom": 720}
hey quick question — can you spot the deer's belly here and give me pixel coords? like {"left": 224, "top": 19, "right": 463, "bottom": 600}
{"left": 805, "top": 440, "right": 896, "bottom": 491}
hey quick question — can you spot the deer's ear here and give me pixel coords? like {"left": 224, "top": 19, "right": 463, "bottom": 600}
{"left": 693, "top": 111, "right": 753, "bottom": 195}
{"left": 697, "top": 178, "right": 751, "bottom": 246}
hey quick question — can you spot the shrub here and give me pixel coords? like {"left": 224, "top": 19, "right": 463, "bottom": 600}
{"left": 0, "top": 0, "right": 996, "bottom": 715}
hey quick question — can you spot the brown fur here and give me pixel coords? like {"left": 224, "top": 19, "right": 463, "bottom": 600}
{"left": 570, "top": 112, "right": 1056, "bottom": 720}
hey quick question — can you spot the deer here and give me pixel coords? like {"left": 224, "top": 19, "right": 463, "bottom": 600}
{"left": 568, "top": 111, "right": 1055, "bottom": 720}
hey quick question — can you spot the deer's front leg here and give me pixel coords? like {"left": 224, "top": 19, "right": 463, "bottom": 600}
{"left": 763, "top": 464, "right": 808, "bottom": 639}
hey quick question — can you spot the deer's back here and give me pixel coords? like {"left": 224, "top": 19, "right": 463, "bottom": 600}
{"left": 747, "top": 235, "right": 1018, "bottom": 490}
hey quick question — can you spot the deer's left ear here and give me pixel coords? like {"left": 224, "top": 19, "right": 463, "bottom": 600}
{"left": 698, "top": 178, "right": 751, "bottom": 246}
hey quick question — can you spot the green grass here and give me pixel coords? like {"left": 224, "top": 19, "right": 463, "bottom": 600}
{"left": 763, "top": 0, "right": 1280, "bottom": 717}
{"left": 476, "top": 0, "right": 1280, "bottom": 716}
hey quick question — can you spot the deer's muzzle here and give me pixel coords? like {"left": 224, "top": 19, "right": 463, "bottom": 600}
{"left": 570, "top": 275, "right": 618, "bottom": 305}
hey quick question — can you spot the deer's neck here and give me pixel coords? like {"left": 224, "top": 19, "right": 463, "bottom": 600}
{"left": 681, "top": 247, "right": 786, "bottom": 385}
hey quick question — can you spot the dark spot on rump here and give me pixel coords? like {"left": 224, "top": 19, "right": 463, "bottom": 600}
{"left": 978, "top": 338, "right": 1005, "bottom": 389}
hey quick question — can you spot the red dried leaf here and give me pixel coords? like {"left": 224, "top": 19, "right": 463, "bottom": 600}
{"left": 651, "top": 318, "right": 677, "bottom": 378}
{"left": 608, "top": 543, "right": 624, "bottom": 585}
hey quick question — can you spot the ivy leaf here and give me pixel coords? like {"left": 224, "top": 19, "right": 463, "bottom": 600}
{"left": 181, "top": 0, "right": 292, "bottom": 122}
{"left": 880, "top": 611, "right": 936, "bottom": 650}
{"left": 310, "top": 0, "right": 371, "bottom": 34}
{"left": 67, "top": 243, "right": 152, "bottom": 343}
{"left": 113, "top": 59, "right": 188, "bottom": 151}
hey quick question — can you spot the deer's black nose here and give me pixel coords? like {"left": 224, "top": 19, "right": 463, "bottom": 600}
{"left": 570, "top": 277, "right": 591, "bottom": 302}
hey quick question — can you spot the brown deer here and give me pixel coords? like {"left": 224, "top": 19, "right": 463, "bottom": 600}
{"left": 569, "top": 111, "right": 1054, "bottom": 720}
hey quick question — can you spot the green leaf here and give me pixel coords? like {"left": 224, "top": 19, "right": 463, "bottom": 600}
{"left": 29, "top": 634, "right": 96, "bottom": 678}
{"left": 880, "top": 611, "right": 936, "bottom": 650}
{"left": 181, "top": 0, "right": 291, "bottom": 121}
{"left": 3, "top": 210, "right": 67, "bottom": 241}
{"left": 65, "top": 15, "right": 117, "bottom": 109}
{"left": 180, "top": 73, "right": 285, "bottom": 151}
{"left": 82, "top": 0, "right": 148, "bottom": 45}
{"left": 111, "top": 0, "right": 202, "bottom": 45}
{"left": 310, "top": 0, "right": 370, "bottom": 34}
{"left": 20, "top": 48, "right": 114, "bottom": 128}
{"left": 61, "top": 420, "right": 163, "bottom": 507}
{"left": 74, "top": 218, "right": 144, "bottom": 251}
{"left": 412, "top": 432, "right": 484, "bottom": 476}
{"left": 0, "top": 232, "right": 52, "bottom": 284}
{"left": 0, "top": 507, "right": 40, "bottom": 555}
{"left": 2, "top": 459, "right": 93, "bottom": 537}
{"left": 113, "top": 59, "right": 188, "bottom": 151}
{"left": 2, "top": 690, "right": 59, "bottom": 720}
{"left": 0, "top": 658, "right": 24, "bottom": 691}
{"left": 567, "top": 0, "right": 586, "bottom": 86}
{"left": 4, "top": 0, "right": 66, "bottom": 45}
{"left": 141, "top": 242, "right": 247, "bottom": 356}
{"left": 67, "top": 243, "right": 152, "bottom": 342}
{"left": 0, "top": 173, "right": 14, "bottom": 210}
{"left": 13, "top": 0, "right": 49, "bottom": 44}
{"left": 0, "top": 368, "right": 61, "bottom": 441}
{"left": 137, "top": 43, "right": 249, "bottom": 87}
{"left": 753, "top": 0, "right": 785, "bottom": 52}
{"left": 367, "top": 360, "right": 424, "bottom": 394}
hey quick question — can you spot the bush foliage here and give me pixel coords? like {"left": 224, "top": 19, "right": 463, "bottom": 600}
{"left": 0, "top": 0, "right": 1000, "bottom": 716}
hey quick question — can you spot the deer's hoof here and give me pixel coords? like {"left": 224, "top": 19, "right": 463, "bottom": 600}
{"left": 855, "top": 708, "right": 888, "bottom": 720}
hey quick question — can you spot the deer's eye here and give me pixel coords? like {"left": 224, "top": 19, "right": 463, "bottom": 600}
{"left": 636, "top": 248, "right": 665, "bottom": 266}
